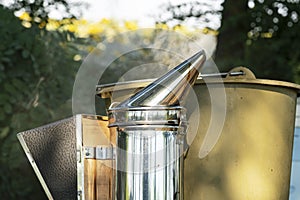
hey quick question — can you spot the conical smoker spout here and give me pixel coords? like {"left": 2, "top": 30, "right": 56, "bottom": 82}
{"left": 116, "top": 50, "right": 206, "bottom": 108}
{"left": 109, "top": 50, "right": 206, "bottom": 200}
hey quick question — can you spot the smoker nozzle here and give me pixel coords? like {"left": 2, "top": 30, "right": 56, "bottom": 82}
{"left": 115, "top": 50, "right": 206, "bottom": 108}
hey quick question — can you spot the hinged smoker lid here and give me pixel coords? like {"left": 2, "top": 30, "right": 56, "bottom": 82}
{"left": 108, "top": 106, "right": 187, "bottom": 127}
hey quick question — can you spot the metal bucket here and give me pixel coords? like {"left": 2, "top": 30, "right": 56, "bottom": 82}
{"left": 97, "top": 67, "right": 300, "bottom": 200}
{"left": 184, "top": 67, "right": 300, "bottom": 200}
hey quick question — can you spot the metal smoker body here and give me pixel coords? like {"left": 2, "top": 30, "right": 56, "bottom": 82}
{"left": 110, "top": 107, "right": 186, "bottom": 200}
{"left": 108, "top": 51, "right": 206, "bottom": 200}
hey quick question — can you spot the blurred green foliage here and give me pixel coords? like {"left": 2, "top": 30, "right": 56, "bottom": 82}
{"left": 0, "top": 4, "right": 86, "bottom": 199}
{"left": 216, "top": 0, "right": 300, "bottom": 82}
{"left": 157, "top": 0, "right": 300, "bottom": 82}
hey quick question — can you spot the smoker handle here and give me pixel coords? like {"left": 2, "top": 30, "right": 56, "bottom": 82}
{"left": 199, "top": 66, "right": 256, "bottom": 79}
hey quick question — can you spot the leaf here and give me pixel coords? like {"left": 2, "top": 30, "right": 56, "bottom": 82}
{"left": 0, "top": 126, "right": 10, "bottom": 140}
{"left": 1, "top": 57, "right": 10, "bottom": 63}
{"left": 4, "top": 49, "right": 15, "bottom": 56}
{"left": 21, "top": 50, "right": 30, "bottom": 59}
{"left": 12, "top": 43, "right": 22, "bottom": 50}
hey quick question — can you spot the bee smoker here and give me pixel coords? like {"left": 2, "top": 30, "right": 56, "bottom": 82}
{"left": 108, "top": 51, "right": 206, "bottom": 200}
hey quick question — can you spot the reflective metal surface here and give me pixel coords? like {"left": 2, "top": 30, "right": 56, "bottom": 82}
{"left": 109, "top": 107, "right": 186, "bottom": 200}
{"left": 116, "top": 126, "right": 185, "bottom": 200}
{"left": 116, "top": 50, "right": 205, "bottom": 107}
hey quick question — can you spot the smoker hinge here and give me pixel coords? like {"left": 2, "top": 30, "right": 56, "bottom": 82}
{"left": 83, "top": 145, "right": 115, "bottom": 160}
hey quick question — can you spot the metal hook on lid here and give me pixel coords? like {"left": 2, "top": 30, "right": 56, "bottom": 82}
{"left": 226, "top": 66, "right": 256, "bottom": 79}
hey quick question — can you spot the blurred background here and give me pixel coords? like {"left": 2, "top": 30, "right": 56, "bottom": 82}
{"left": 0, "top": 0, "right": 299, "bottom": 199}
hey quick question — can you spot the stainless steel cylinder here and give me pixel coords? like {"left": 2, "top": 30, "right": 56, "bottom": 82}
{"left": 108, "top": 107, "right": 187, "bottom": 200}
